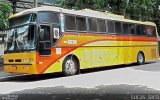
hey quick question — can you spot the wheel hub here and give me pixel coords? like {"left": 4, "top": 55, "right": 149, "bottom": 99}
{"left": 138, "top": 53, "right": 144, "bottom": 63}
{"left": 65, "top": 60, "right": 77, "bottom": 75}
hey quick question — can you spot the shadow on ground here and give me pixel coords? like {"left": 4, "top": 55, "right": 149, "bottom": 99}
{"left": 132, "top": 61, "right": 160, "bottom": 72}
{"left": 0, "top": 62, "right": 158, "bottom": 82}
{"left": 1, "top": 84, "right": 160, "bottom": 100}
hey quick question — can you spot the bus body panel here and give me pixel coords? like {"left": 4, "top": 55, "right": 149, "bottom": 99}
{"left": 4, "top": 52, "right": 37, "bottom": 74}
{"left": 41, "top": 34, "right": 159, "bottom": 74}
{"left": 4, "top": 33, "right": 159, "bottom": 74}
{"left": 3, "top": 33, "right": 159, "bottom": 74}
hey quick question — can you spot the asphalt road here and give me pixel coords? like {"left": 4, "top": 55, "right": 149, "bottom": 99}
{"left": 0, "top": 60, "right": 160, "bottom": 99}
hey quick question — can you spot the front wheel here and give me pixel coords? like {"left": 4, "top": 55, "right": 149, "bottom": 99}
{"left": 137, "top": 52, "right": 145, "bottom": 64}
{"left": 62, "top": 57, "right": 79, "bottom": 76}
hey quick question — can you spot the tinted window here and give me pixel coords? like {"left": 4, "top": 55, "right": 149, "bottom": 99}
{"left": 97, "top": 19, "right": 106, "bottom": 32}
{"left": 40, "top": 25, "right": 50, "bottom": 41}
{"left": 123, "top": 23, "right": 129, "bottom": 34}
{"left": 115, "top": 21, "right": 122, "bottom": 34}
{"left": 151, "top": 26, "right": 156, "bottom": 37}
{"left": 65, "top": 15, "right": 76, "bottom": 31}
{"left": 107, "top": 21, "right": 115, "bottom": 33}
{"left": 88, "top": 18, "right": 97, "bottom": 32}
{"left": 38, "top": 12, "right": 59, "bottom": 23}
{"left": 141, "top": 25, "right": 146, "bottom": 35}
{"left": 76, "top": 17, "right": 86, "bottom": 31}
{"left": 9, "top": 13, "right": 36, "bottom": 28}
{"left": 136, "top": 25, "right": 142, "bottom": 35}
{"left": 145, "top": 26, "right": 156, "bottom": 37}
{"left": 129, "top": 24, "right": 135, "bottom": 34}
{"left": 39, "top": 25, "right": 51, "bottom": 55}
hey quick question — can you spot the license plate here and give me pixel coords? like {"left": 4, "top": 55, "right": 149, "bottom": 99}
{"left": 12, "top": 65, "right": 17, "bottom": 69}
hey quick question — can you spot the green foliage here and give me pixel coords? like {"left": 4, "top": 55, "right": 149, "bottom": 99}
{"left": 58, "top": 0, "right": 160, "bottom": 35}
{"left": 0, "top": 2, "right": 12, "bottom": 31}
{"left": 125, "top": 0, "right": 156, "bottom": 21}
{"left": 59, "top": 0, "right": 159, "bottom": 22}
{"left": 0, "top": 0, "right": 159, "bottom": 32}
{"left": 60, "top": 0, "right": 106, "bottom": 10}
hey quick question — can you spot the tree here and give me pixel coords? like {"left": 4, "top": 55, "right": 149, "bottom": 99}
{"left": 125, "top": 0, "right": 156, "bottom": 21}
{"left": 0, "top": 2, "right": 12, "bottom": 31}
{"left": 59, "top": 0, "right": 158, "bottom": 21}
{"left": 60, "top": 0, "right": 77, "bottom": 9}
{"left": 60, "top": 0, "right": 106, "bottom": 10}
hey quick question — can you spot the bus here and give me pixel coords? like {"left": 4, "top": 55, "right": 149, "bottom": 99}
{"left": 3, "top": 6, "right": 159, "bottom": 76}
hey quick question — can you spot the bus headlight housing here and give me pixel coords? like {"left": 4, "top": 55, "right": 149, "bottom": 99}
{"left": 23, "top": 59, "right": 29, "bottom": 63}
{"left": 23, "top": 59, "right": 34, "bottom": 63}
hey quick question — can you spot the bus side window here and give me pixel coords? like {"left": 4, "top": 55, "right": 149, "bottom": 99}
{"left": 38, "top": 12, "right": 59, "bottom": 23}
{"left": 97, "top": 19, "right": 106, "bottom": 33}
{"left": 145, "top": 26, "right": 156, "bottom": 37}
{"left": 107, "top": 20, "right": 115, "bottom": 34}
{"left": 115, "top": 21, "right": 122, "bottom": 34}
{"left": 76, "top": 16, "right": 87, "bottom": 32}
{"left": 136, "top": 24, "right": 142, "bottom": 35}
{"left": 129, "top": 24, "right": 135, "bottom": 35}
{"left": 123, "top": 23, "right": 129, "bottom": 34}
{"left": 39, "top": 25, "right": 50, "bottom": 41}
{"left": 88, "top": 18, "right": 97, "bottom": 32}
{"left": 141, "top": 25, "right": 146, "bottom": 36}
{"left": 152, "top": 26, "right": 156, "bottom": 37}
{"left": 65, "top": 15, "right": 76, "bottom": 31}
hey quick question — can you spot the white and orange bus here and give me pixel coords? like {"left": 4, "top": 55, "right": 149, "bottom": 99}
{"left": 3, "top": 6, "right": 159, "bottom": 76}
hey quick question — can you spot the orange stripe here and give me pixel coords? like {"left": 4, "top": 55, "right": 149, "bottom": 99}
{"left": 64, "top": 33, "right": 158, "bottom": 42}
{"left": 38, "top": 33, "right": 158, "bottom": 74}
{"left": 37, "top": 48, "right": 77, "bottom": 74}
{"left": 57, "top": 33, "right": 157, "bottom": 47}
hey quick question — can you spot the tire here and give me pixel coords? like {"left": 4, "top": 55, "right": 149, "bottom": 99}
{"left": 137, "top": 52, "right": 145, "bottom": 64}
{"left": 62, "top": 57, "right": 79, "bottom": 76}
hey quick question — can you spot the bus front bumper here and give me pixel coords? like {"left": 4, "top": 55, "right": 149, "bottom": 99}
{"left": 4, "top": 64, "right": 37, "bottom": 74}
{"left": 3, "top": 52, "right": 38, "bottom": 74}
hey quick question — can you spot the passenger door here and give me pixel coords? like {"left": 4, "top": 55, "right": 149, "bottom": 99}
{"left": 38, "top": 25, "right": 51, "bottom": 56}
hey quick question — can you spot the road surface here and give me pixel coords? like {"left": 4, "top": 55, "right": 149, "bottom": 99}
{"left": 0, "top": 60, "right": 160, "bottom": 99}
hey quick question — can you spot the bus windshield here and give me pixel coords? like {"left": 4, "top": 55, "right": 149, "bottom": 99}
{"left": 9, "top": 13, "right": 37, "bottom": 28}
{"left": 6, "top": 25, "right": 36, "bottom": 52}
{"left": 5, "top": 13, "right": 37, "bottom": 53}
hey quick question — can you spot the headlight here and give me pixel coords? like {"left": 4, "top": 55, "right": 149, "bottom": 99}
{"left": 23, "top": 59, "right": 29, "bottom": 63}
{"left": 23, "top": 59, "right": 34, "bottom": 63}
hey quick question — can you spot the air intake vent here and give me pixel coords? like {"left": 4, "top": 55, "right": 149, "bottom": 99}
{"left": 8, "top": 59, "right": 14, "bottom": 62}
{"left": 15, "top": 59, "right": 21, "bottom": 62}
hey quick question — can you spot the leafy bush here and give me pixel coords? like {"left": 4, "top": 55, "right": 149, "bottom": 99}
{"left": 0, "top": 2, "right": 12, "bottom": 31}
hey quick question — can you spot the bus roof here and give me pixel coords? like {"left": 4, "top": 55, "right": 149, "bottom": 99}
{"left": 9, "top": 6, "right": 156, "bottom": 26}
